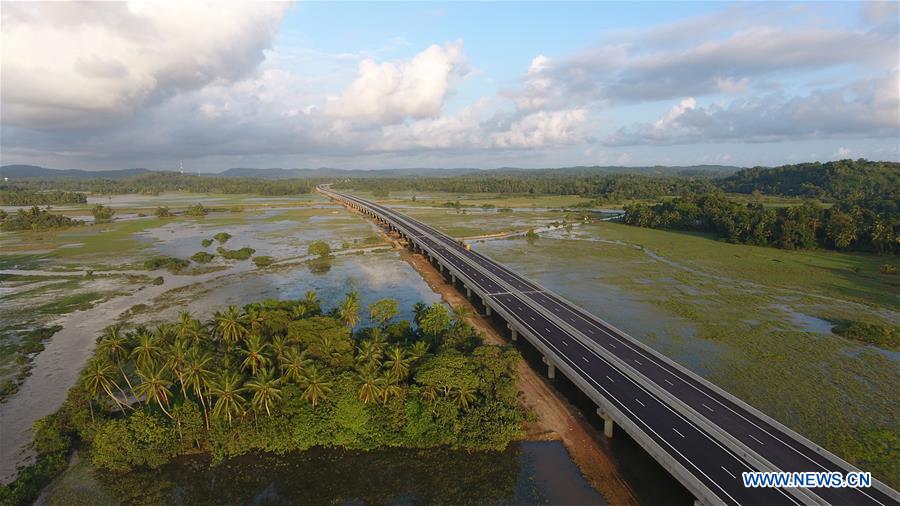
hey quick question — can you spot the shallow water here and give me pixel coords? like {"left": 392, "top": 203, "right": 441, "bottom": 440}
{"left": 39, "top": 441, "right": 605, "bottom": 505}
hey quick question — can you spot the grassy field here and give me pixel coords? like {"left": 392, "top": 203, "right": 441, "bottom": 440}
{"left": 475, "top": 222, "right": 899, "bottom": 485}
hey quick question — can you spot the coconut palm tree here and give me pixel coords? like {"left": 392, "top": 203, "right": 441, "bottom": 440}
{"left": 246, "top": 368, "right": 282, "bottom": 417}
{"left": 338, "top": 291, "right": 361, "bottom": 333}
{"left": 210, "top": 372, "right": 246, "bottom": 424}
{"left": 384, "top": 346, "right": 413, "bottom": 382}
{"left": 215, "top": 305, "right": 248, "bottom": 344}
{"left": 355, "top": 340, "right": 382, "bottom": 369}
{"left": 280, "top": 347, "right": 310, "bottom": 383}
{"left": 270, "top": 335, "right": 290, "bottom": 367}
{"left": 357, "top": 366, "right": 386, "bottom": 404}
{"left": 183, "top": 348, "right": 215, "bottom": 429}
{"left": 80, "top": 358, "right": 129, "bottom": 418}
{"left": 239, "top": 334, "right": 271, "bottom": 375}
{"left": 97, "top": 325, "right": 135, "bottom": 397}
{"left": 381, "top": 376, "right": 403, "bottom": 405}
{"left": 300, "top": 366, "right": 332, "bottom": 408}
{"left": 304, "top": 290, "right": 321, "bottom": 314}
{"left": 131, "top": 330, "right": 163, "bottom": 368}
{"left": 245, "top": 307, "right": 265, "bottom": 336}
{"left": 166, "top": 338, "right": 191, "bottom": 398}
{"left": 176, "top": 311, "right": 207, "bottom": 347}
{"left": 452, "top": 386, "right": 476, "bottom": 410}
{"left": 135, "top": 363, "right": 174, "bottom": 418}
{"left": 409, "top": 341, "right": 430, "bottom": 365}
{"left": 154, "top": 323, "right": 177, "bottom": 346}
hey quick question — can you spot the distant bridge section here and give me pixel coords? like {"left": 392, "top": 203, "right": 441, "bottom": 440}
{"left": 319, "top": 185, "right": 900, "bottom": 506}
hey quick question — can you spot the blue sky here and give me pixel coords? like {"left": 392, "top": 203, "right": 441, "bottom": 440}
{"left": 1, "top": 1, "right": 897, "bottom": 171}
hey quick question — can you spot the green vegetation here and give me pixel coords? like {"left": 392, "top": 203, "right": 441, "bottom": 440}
{"left": 201, "top": 238, "right": 213, "bottom": 248}
{"left": 216, "top": 247, "right": 255, "bottom": 260}
{"left": 3, "top": 295, "right": 522, "bottom": 494}
{"left": 252, "top": 256, "right": 274, "bottom": 267}
{"left": 524, "top": 229, "right": 539, "bottom": 240}
{"left": 190, "top": 252, "right": 215, "bottom": 264}
{"left": 0, "top": 206, "right": 81, "bottom": 232}
{"left": 91, "top": 204, "right": 116, "bottom": 223}
{"left": 624, "top": 192, "right": 897, "bottom": 253}
{"left": 308, "top": 240, "right": 332, "bottom": 258}
{"left": 154, "top": 206, "right": 172, "bottom": 218}
{"left": 213, "top": 232, "right": 232, "bottom": 244}
{"left": 0, "top": 325, "right": 62, "bottom": 403}
{"left": 11, "top": 171, "right": 313, "bottom": 197}
{"left": 143, "top": 256, "right": 190, "bottom": 273}
{"left": 831, "top": 321, "right": 900, "bottom": 350}
{"left": 0, "top": 189, "right": 86, "bottom": 206}
{"left": 0, "top": 410, "right": 72, "bottom": 506}
{"left": 185, "top": 203, "right": 209, "bottom": 217}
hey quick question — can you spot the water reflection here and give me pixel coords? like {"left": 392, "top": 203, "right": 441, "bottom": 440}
{"left": 44, "top": 442, "right": 604, "bottom": 506}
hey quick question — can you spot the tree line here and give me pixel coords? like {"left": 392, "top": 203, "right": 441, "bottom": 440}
{"left": 0, "top": 206, "right": 82, "bottom": 232}
{"left": 7, "top": 172, "right": 314, "bottom": 196}
{"left": 623, "top": 192, "right": 898, "bottom": 253}
{"left": 0, "top": 189, "right": 87, "bottom": 206}
{"left": 3, "top": 294, "right": 523, "bottom": 503}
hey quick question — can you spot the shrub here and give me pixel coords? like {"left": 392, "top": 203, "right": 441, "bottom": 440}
{"left": 190, "top": 251, "right": 215, "bottom": 263}
{"left": 184, "top": 203, "right": 209, "bottom": 217}
{"left": 213, "top": 232, "right": 232, "bottom": 244}
{"left": 832, "top": 321, "right": 900, "bottom": 350}
{"left": 308, "top": 240, "right": 332, "bottom": 258}
{"left": 216, "top": 247, "right": 255, "bottom": 260}
{"left": 201, "top": 238, "right": 213, "bottom": 248}
{"left": 154, "top": 206, "right": 172, "bottom": 218}
{"left": 252, "top": 256, "right": 274, "bottom": 267}
{"left": 143, "top": 256, "right": 190, "bottom": 273}
{"left": 91, "top": 204, "right": 116, "bottom": 222}
{"left": 879, "top": 264, "right": 897, "bottom": 275}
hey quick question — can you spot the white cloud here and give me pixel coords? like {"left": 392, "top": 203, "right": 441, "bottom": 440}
{"left": 325, "top": 41, "right": 468, "bottom": 124}
{"left": 1, "top": 2, "right": 290, "bottom": 128}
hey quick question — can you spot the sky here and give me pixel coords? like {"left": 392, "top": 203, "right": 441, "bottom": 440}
{"left": 1, "top": 1, "right": 898, "bottom": 172}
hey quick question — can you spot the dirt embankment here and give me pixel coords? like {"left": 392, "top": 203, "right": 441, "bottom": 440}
{"left": 393, "top": 235, "right": 639, "bottom": 506}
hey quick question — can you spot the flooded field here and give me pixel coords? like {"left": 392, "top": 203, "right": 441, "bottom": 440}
{"left": 473, "top": 221, "right": 900, "bottom": 485}
{"left": 38, "top": 441, "right": 604, "bottom": 506}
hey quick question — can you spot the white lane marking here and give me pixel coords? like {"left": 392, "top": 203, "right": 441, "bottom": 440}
{"left": 587, "top": 329, "right": 595, "bottom": 335}
{"left": 664, "top": 379, "right": 674, "bottom": 386}
{"left": 635, "top": 398, "right": 646, "bottom": 407}
{"left": 562, "top": 341, "right": 569, "bottom": 347}
{"left": 545, "top": 328, "right": 552, "bottom": 334}
{"left": 673, "top": 428, "right": 686, "bottom": 438}
{"left": 634, "top": 359, "right": 642, "bottom": 366}
{"left": 721, "top": 466, "right": 737, "bottom": 479}
{"left": 581, "top": 356, "right": 589, "bottom": 364}
{"left": 609, "top": 343, "right": 616, "bottom": 349}
{"left": 749, "top": 434, "right": 765, "bottom": 446}
{"left": 605, "top": 375, "right": 615, "bottom": 383}
{"left": 702, "top": 403, "right": 714, "bottom": 412}
{"left": 529, "top": 316, "right": 535, "bottom": 322}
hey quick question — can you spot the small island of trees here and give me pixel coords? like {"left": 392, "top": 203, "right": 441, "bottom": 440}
{"left": 3, "top": 294, "right": 523, "bottom": 504}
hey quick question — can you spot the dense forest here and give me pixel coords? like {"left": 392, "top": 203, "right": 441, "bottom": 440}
{"left": 720, "top": 159, "right": 899, "bottom": 201}
{"left": 0, "top": 190, "right": 87, "bottom": 206}
{"left": 3, "top": 172, "right": 313, "bottom": 196}
{"left": 623, "top": 192, "right": 898, "bottom": 253}
{"left": 2, "top": 295, "right": 523, "bottom": 505}
{"left": 0, "top": 207, "right": 82, "bottom": 232}
{"left": 334, "top": 173, "right": 717, "bottom": 202}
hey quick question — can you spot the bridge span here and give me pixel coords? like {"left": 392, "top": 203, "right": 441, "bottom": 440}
{"left": 319, "top": 185, "right": 899, "bottom": 506}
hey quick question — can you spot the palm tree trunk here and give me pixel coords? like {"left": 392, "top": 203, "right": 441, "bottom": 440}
{"left": 156, "top": 396, "right": 173, "bottom": 418}
{"left": 119, "top": 365, "right": 136, "bottom": 398}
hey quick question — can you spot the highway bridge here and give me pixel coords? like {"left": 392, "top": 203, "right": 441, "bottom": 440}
{"left": 318, "top": 185, "right": 900, "bottom": 506}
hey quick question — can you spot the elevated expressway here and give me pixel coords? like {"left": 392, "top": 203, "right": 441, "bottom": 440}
{"left": 319, "top": 185, "right": 899, "bottom": 506}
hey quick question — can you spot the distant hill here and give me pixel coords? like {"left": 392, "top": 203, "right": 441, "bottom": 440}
{"left": 0, "top": 165, "right": 153, "bottom": 180}
{"left": 719, "top": 159, "right": 899, "bottom": 200}
{"left": 1, "top": 164, "right": 740, "bottom": 181}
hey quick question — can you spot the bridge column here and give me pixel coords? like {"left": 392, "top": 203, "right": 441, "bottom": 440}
{"left": 508, "top": 324, "right": 517, "bottom": 341}
{"left": 595, "top": 408, "right": 614, "bottom": 438}
{"left": 542, "top": 356, "right": 556, "bottom": 379}
{"left": 465, "top": 286, "right": 472, "bottom": 298}
{"left": 482, "top": 299, "right": 492, "bottom": 316}
{"left": 450, "top": 273, "right": 456, "bottom": 285}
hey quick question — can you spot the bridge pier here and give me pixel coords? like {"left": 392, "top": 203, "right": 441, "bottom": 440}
{"left": 542, "top": 356, "right": 556, "bottom": 379}
{"left": 508, "top": 323, "right": 517, "bottom": 341}
{"left": 482, "top": 298, "right": 492, "bottom": 316}
{"left": 595, "top": 408, "right": 614, "bottom": 438}
{"left": 465, "top": 286, "right": 472, "bottom": 298}
{"left": 450, "top": 273, "right": 456, "bottom": 285}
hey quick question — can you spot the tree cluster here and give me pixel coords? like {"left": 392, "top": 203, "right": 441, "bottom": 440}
{"left": 0, "top": 206, "right": 82, "bottom": 232}
{"left": 623, "top": 193, "right": 898, "bottom": 253}
{"left": 28, "top": 294, "right": 522, "bottom": 476}
{"left": 0, "top": 189, "right": 87, "bottom": 206}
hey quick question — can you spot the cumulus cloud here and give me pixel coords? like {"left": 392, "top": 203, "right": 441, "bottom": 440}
{"left": 325, "top": 41, "right": 468, "bottom": 124}
{"left": 1, "top": 2, "right": 289, "bottom": 128}
{"left": 605, "top": 71, "right": 900, "bottom": 146}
